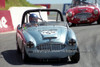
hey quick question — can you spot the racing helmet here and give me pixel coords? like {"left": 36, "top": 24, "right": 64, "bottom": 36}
{"left": 29, "top": 14, "right": 38, "bottom": 24}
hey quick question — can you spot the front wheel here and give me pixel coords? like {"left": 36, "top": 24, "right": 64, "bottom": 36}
{"left": 66, "top": 19, "right": 76, "bottom": 27}
{"left": 17, "top": 43, "right": 21, "bottom": 53}
{"left": 97, "top": 16, "right": 100, "bottom": 24}
{"left": 21, "top": 45, "right": 29, "bottom": 62}
{"left": 70, "top": 48, "right": 80, "bottom": 63}
{"left": 16, "top": 35, "right": 21, "bottom": 53}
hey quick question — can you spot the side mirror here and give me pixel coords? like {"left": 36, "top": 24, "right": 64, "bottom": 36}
{"left": 17, "top": 24, "right": 21, "bottom": 29}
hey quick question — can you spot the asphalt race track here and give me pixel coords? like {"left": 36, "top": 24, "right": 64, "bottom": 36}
{"left": 0, "top": 24, "right": 100, "bottom": 67}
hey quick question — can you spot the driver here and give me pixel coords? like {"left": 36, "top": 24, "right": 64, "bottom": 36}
{"left": 74, "top": 0, "right": 80, "bottom": 6}
{"left": 29, "top": 14, "right": 38, "bottom": 26}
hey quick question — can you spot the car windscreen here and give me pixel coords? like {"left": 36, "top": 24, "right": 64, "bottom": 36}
{"left": 38, "top": 21, "right": 67, "bottom": 27}
{"left": 72, "top": 0, "right": 96, "bottom": 7}
{"left": 23, "top": 10, "right": 66, "bottom": 27}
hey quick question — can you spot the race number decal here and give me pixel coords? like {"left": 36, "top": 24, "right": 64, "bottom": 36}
{"left": 41, "top": 30, "right": 56, "bottom": 35}
{"left": 40, "top": 29, "right": 57, "bottom": 35}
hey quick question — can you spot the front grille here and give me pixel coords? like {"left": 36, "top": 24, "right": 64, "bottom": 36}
{"left": 37, "top": 43, "right": 66, "bottom": 50}
{"left": 74, "top": 12, "right": 92, "bottom": 19}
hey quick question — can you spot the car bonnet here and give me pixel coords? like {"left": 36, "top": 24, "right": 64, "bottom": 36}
{"left": 23, "top": 26, "right": 68, "bottom": 45}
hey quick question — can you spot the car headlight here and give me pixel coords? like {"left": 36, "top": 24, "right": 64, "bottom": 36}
{"left": 93, "top": 9, "right": 98, "bottom": 15}
{"left": 26, "top": 41, "right": 34, "bottom": 48}
{"left": 68, "top": 39, "right": 76, "bottom": 46}
{"left": 67, "top": 12, "right": 73, "bottom": 17}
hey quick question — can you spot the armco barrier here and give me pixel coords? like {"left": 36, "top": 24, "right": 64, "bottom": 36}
{"left": 0, "top": 10, "right": 14, "bottom": 32}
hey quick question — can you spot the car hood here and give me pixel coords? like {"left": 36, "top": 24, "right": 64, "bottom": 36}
{"left": 23, "top": 26, "right": 68, "bottom": 45}
{"left": 69, "top": 5, "right": 96, "bottom": 14}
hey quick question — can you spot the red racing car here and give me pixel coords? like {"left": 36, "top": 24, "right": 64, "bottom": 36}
{"left": 66, "top": 0, "right": 100, "bottom": 26}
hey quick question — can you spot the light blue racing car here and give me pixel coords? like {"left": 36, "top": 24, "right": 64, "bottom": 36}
{"left": 16, "top": 9, "right": 80, "bottom": 63}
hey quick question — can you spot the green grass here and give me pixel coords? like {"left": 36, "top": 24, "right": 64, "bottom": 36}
{"left": 0, "top": 0, "right": 39, "bottom": 10}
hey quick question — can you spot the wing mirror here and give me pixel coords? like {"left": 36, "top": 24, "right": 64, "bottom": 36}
{"left": 17, "top": 24, "right": 21, "bottom": 29}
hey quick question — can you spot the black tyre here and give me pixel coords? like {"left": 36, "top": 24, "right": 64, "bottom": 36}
{"left": 97, "top": 16, "right": 100, "bottom": 24}
{"left": 17, "top": 43, "right": 21, "bottom": 53}
{"left": 16, "top": 35, "right": 21, "bottom": 53}
{"left": 66, "top": 19, "right": 76, "bottom": 27}
{"left": 70, "top": 48, "right": 80, "bottom": 63}
{"left": 71, "top": 23, "right": 76, "bottom": 26}
{"left": 21, "top": 47, "right": 29, "bottom": 62}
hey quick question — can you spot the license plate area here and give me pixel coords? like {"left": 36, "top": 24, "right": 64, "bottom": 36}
{"left": 80, "top": 16, "right": 87, "bottom": 21}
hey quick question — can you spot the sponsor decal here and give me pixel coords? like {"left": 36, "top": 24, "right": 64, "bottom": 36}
{"left": 0, "top": 10, "right": 14, "bottom": 32}
{"left": 0, "top": 16, "right": 8, "bottom": 28}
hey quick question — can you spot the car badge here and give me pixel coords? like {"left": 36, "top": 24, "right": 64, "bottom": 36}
{"left": 79, "top": 9, "right": 86, "bottom": 12}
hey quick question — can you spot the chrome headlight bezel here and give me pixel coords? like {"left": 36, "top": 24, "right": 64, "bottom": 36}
{"left": 67, "top": 12, "right": 73, "bottom": 17}
{"left": 93, "top": 9, "right": 98, "bottom": 15}
{"left": 26, "top": 41, "right": 34, "bottom": 48}
{"left": 68, "top": 39, "right": 76, "bottom": 46}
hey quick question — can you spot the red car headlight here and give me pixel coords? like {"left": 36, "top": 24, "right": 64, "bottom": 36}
{"left": 93, "top": 9, "right": 98, "bottom": 15}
